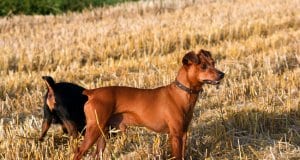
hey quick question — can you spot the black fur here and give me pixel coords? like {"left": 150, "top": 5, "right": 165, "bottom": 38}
{"left": 40, "top": 76, "right": 87, "bottom": 140}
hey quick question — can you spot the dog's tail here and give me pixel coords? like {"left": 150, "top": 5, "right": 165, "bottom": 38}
{"left": 42, "top": 76, "right": 56, "bottom": 89}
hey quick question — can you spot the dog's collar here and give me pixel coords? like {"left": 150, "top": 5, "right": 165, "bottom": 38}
{"left": 174, "top": 79, "right": 202, "bottom": 94}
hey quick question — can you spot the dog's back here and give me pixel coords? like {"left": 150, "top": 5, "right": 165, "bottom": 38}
{"left": 54, "top": 82, "right": 87, "bottom": 131}
{"left": 40, "top": 76, "right": 87, "bottom": 141}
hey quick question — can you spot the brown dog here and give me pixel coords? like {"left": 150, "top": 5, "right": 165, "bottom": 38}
{"left": 74, "top": 49, "right": 224, "bottom": 159}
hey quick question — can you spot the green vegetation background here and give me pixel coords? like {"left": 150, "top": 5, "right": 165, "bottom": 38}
{"left": 0, "top": 0, "right": 138, "bottom": 16}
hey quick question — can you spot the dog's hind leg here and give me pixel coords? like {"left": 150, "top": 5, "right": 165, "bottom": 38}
{"left": 93, "top": 133, "right": 107, "bottom": 158}
{"left": 74, "top": 100, "right": 112, "bottom": 160}
{"left": 74, "top": 123, "right": 101, "bottom": 160}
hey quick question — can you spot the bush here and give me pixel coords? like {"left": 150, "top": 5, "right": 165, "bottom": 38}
{"left": 0, "top": 0, "right": 138, "bottom": 16}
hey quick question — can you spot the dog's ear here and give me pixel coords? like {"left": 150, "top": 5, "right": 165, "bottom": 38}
{"left": 198, "top": 49, "right": 212, "bottom": 58}
{"left": 42, "top": 76, "right": 56, "bottom": 110}
{"left": 42, "top": 76, "right": 55, "bottom": 89}
{"left": 182, "top": 51, "right": 199, "bottom": 65}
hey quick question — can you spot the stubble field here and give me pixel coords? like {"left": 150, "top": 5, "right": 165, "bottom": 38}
{"left": 0, "top": 0, "right": 299, "bottom": 159}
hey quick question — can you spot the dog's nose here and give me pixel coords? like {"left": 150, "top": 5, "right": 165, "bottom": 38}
{"left": 219, "top": 71, "right": 225, "bottom": 79}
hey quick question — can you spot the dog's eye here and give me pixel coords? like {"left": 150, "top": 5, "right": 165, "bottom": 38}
{"left": 201, "top": 64, "right": 207, "bottom": 70}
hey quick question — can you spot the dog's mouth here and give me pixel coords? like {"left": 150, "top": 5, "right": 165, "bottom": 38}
{"left": 203, "top": 80, "right": 221, "bottom": 85}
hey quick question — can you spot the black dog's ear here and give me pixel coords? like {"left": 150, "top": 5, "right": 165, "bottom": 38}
{"left": 42, "top": 76, "right": 55, "bottom": 89}
{"left": 182, "top": 51, "right": 199, "bottom": 65}
{"left": 198, "top": 49, "right": 212, "bottom": 58}
{"left": 42, "top": 76, "right": 56, "bottom": 111}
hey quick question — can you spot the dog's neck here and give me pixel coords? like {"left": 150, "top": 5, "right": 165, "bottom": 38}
{"left": 174, "top": 79, "right": 202, "bottom": 94}
{"left": 175, "top": 67, "right": 203, "bottom": 93}
{"left": 168, "top": 67, "right": 203, "bottom": 114}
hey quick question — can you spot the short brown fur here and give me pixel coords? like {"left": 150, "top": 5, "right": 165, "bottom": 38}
{"left": 74, "top": 49, "right": 225, "bottom": 159}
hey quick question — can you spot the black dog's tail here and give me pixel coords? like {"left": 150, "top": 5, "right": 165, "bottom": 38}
{"left": 42, "top": 76, "right": 56, "bottom": 89}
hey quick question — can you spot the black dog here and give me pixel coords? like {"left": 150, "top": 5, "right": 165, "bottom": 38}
{"left": 39, "top": 76, "right": 87, "bottom": 141}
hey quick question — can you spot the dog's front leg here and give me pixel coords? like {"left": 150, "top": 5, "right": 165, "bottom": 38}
{"left": 39, "top": 105, "right": 53, "bottom": 141}
{"left": 61, "top": 120, "right": 78, "bottom": 137}
{"left": 56, "top": 106, "right": 78, "bottom": 137}
{"left": 39, "top": 119, "right": 52, "bottom": 141}
{"left": 181, "top": 132, "right": 187, "bottom": 158}
{"left": 170, "top": 134, "right": 184, "bottom": 159}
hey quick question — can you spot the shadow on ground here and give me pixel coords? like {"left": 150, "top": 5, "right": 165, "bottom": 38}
{"left": 187, "top": 106, "right": 300, "bottom": 159}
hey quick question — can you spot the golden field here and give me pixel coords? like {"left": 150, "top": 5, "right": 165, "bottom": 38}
{"left": 0, "top": 0, "right": 299, "bottom": 159}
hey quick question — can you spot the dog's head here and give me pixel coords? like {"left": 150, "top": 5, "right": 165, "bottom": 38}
{"left": 182, "top": 49, "right": 224, "bottom": 85}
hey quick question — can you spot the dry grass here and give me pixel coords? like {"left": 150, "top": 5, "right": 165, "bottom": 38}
{"left": 0, "top": 0, "right": 299, "bottom": 159}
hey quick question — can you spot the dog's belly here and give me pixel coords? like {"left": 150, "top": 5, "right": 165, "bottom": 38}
{"left": 108, "top": 112, "right": 169, "bottom": 133}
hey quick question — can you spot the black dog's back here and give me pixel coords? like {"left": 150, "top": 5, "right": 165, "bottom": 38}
{"left": 54, "top": 82, "right": 87, "bottom": 131}
{"left": 40, "top": 76, "right": 87, "bottom": 141}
